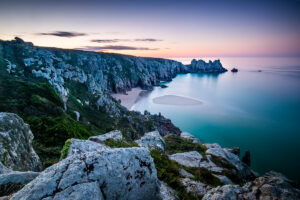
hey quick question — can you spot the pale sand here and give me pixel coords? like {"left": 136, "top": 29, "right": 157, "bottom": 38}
{"left": 152, "top": 95, "right": 202, "bottom": 106}
{"left": 111, "top": 87, "right": 146, "bottom": 110}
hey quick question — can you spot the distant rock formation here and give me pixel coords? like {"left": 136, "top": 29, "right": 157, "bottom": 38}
{"left": 187, "top": 59, "right": 227, "bottom": 73}
{"left": 231, "top": 68, "right": 238, "bottom": 72}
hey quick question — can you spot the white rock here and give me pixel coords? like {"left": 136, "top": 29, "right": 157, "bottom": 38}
{"left": 0, "top": 112, "right": 41, "bottom": 172}
{"left": 67, "top": 139, "right": 111, "bottom": 157}
{"left": 168, "top": 151, "right": 203, "bottom": 167}
{"left": 135, "top": 131, "right": 166, "bottom": 152}
{"left": 158, "top": 181, "right": 178, "bottom": 200}
{"left": 11, "top": 148, "right": 159, "bottom": 200}
{"left": 180, "top": 132, "right": 200, "bottom": 143}
{"left": 205, "top": 143, "right": 243, "bottom": 171}
{"left": 88, "top": 130, "right": 123, "bottom": 143}
{"left": 179, "top": 178, "right": 212, "bottom": 196}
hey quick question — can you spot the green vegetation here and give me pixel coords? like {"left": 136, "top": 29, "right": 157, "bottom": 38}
{"left": 60, "top": 139, "right": 72, "bottom": 160}
{"left": 164, "top": 135, "right": 207, "bottom": 156}
{"left": 104, "top": 138, "right": 138, "bottom": 148}
{"left": 0, "top": 77, "right": 64, "bottom": 118}
{"left": 150, "top": 150, "right": 201, "bottom": 200}
{"left": 28, "top": 115, "right": 92, "bottom": 147}
{"left": 183, "top": 166, "right": 222, "bottom": 187}
{"left": 28, "top": 115, "right": 92, "bottom": 167}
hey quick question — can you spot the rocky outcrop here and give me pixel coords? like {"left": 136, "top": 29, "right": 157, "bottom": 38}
{"left": 231, "top": 68, "right": 238, "bottom": 72}
{"left": 0, "top": 113, "right": 41, "bottom": 172}
{"left": 0, "top": 171, "right": 39, "bottom": 196}
{"left": 89, "top": 130, "right": 123, "bottom": 143}
{"left": 11, "top": 148, "right": 159, "bottom": 200}
{"left": 205, "top": 143, "right": 252, "bottom": 178}
{"left": 168, "top": 151, "right": 223, "bottom": 173}
{"left": 67, "top": 138, "right": 111, "bottom": 157}
{"left": 180, "top": 132, "right": 200, "bottom": 143}
{"left": 150, "top": 114, "right": 182, "bottom": 137}
{"left": 179, "top": 178, "right": 212, "bottom": 196}
{"left": 187, "top": 59, "right": 227, "bottom": 73}
{"left": 135, "top": 131, "right": 166, "bottom": 152}
{"left": 158, "top": 181, "right": 178, "bottom": 200}
{"left": 203, "top": 171, "right": 300, "bottom": 200}
{"left": 169, "top": 151, "right": 203, "bottom": 167}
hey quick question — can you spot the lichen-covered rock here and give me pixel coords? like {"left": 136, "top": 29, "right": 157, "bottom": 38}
{"left": 88, "top": 130, "right": 123, "bottom": 143}
{"left": 168, "top": 151, "right": 203, "bottom": 167}
{"left": 67, "top": 138, "right": 111, "bottom": 157}
{"left": 205, "top": 143, "right": 252, "bottom": 178}
{"left": 179, "top": 178, "right": 212, "bottom": 196}
{"left": 168, "top": 151, "right": 224, "bottom": 173}
{"left": 180, "top": 132, "right": 200, "bottom": 143}
{"left": 203, "top": 171, "right": 300, "bottom": 200}
{"left": 243, "top": 171, "right": 300, "bottom": 200}
{"left": 0, "top": 112, "right": 41, "bottom": 172}
{"left": 203, "top": 184, "right": 246, "bottom": 200}
{"left": 11, "top": 148, "right": 159, "bottom": 200}
{"left": 158, "top": 181, "right": 178, "bottom": 200}
{"left": 0, "top": 171, "right": 39, "bottom": 196}
{"left": 199, "top": 155, "right": 224, "bottom": 173}
{"left": 135, "top": 131, "right": 166, "bottom": 152}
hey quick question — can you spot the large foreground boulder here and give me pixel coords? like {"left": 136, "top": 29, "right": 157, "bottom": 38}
{"left": 11, "top": 148, "right": 159, "bottom": 200}
{"left": 0, "top": 112, "right": 41, "bottom": 172}
{"left": 203, "top": 171, "right": 300, "bottom": 200}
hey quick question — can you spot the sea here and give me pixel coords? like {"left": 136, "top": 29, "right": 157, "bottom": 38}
{"left": 131, "top": 57, "right": 300, "bottom": 182}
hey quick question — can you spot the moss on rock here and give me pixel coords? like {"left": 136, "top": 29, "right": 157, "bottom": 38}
{"left": 60, "top": 139, "right": 72, "bottom": 160}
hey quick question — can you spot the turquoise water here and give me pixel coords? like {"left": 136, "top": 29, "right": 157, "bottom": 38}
{"left": 132, "top": 57, "right": 300, "bottom": 182}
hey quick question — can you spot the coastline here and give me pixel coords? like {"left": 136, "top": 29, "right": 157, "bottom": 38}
{"left": 111, "top": 87, "right": 146, "bottom": 110}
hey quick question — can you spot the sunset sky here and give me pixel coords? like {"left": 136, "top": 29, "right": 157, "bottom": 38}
{"left": 0, "top": 0, "right": 299, "bottom": 58}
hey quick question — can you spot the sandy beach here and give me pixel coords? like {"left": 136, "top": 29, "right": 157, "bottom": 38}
{"left": 111, "top": 87, "right": 146, "bottom": 110}
{"left": 152, "top": 95, "right": 202, "bottom": 106}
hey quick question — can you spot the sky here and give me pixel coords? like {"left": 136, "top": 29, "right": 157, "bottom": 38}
{"left": 0, "top": 0, "right": 299, "bottom": 58}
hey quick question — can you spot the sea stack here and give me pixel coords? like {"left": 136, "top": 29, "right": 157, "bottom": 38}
{"left": 231, "top": 68, "right": 238, "bottom": 72}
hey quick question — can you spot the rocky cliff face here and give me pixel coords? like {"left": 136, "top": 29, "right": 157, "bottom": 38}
{"left": 0, "top": 112, "right": 41, "bottom": 172}
{"left": 0, "top": 38, "right": 226, "bottom": 111}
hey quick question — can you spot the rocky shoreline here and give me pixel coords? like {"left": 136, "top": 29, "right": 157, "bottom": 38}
{"left": 1, "top": 113, "right": 299, "bottom": 199}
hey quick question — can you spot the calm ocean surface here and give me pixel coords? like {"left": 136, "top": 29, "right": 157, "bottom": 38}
{"left": 132, "top": 57, "right": 300, "bottom": 182}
